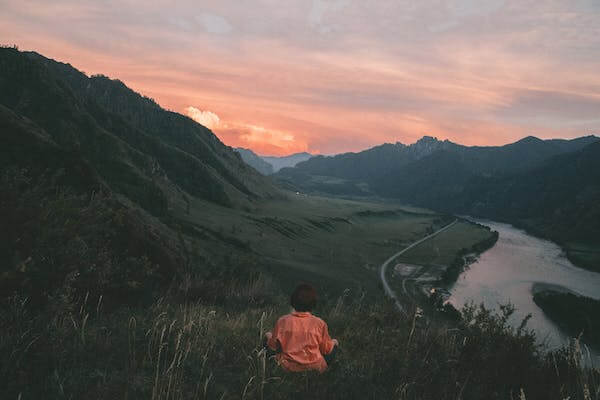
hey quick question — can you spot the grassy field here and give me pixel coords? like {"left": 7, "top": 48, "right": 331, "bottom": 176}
{"left": 171, "top": 191, "right": 491, "bottom": 298}
{"left": 395, "top": 221, "right": 492, "bottom": 267}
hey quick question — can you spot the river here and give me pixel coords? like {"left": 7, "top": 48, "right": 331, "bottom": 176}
{"left": 449, "top": 219, "right": 600, "bottom": 365}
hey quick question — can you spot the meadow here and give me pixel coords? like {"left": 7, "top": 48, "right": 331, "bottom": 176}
{"left": 3, "top": 276, "right": 598, "bottom": 399}
{"left": 173, "top": 193, "right": 469, "bottom": 296}
{"left": 2, "top": 191, "right": 599, "bottom": 399}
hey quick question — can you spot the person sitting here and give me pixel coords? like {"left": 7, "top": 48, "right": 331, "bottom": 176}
{"left": 265, "top": 283, "right": 339, "bottom": 373}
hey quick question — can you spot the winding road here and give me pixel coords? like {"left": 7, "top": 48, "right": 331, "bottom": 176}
{"left": 379, "top": 219, "right": 458, "bottom": 314}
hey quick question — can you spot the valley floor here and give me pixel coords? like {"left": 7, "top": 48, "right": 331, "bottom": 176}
{"left": 173, "top": 191, "right": 493, "bottom": 297}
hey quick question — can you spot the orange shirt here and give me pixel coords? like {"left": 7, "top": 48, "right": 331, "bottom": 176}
{"left": 267, "top": 311, "right": 335, "bottom": 373}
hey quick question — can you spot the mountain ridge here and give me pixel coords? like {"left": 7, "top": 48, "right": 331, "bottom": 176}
{"left": 0, "top": 46, "right": 282, "bottom": 304}
{"left": 235, "top": 147, "right": 274, "bottom": 175}
{"left": 289, "top": 134, "right": 599, "bottom": 179}
{"left": 0, "top": 48, "right": 278, "bottom": 212}
{"left": 276, "top": 133, "right": 600, "bottom": 270}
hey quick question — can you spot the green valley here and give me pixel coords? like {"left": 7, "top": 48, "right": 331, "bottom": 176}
{"left": 1, "top": 47, "right": 598, "bottom": 399}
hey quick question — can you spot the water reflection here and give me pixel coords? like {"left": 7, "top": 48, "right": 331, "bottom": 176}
{"left": 449, "top": 219, "right": 600, "bottom": 364}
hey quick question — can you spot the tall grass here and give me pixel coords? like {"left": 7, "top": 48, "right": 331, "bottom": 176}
{"left": 1, "top": 283, "right": 599, "bottom": 399}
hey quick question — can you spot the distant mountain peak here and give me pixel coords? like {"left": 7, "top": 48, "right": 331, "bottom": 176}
{"left": 235, "top": 150, "right": 315, "bottom": 173}
{"left": 405, "top": 135, "right": 459, "bottom": 158}
{"left": 415, "top": 135, "right": 440, "bottom": 144}
{"left": 286, "top": 151, "right": 312, "bottom": 157}
{"left": 258, "top": 151, "right": 312, "bottom": 158}
{"left": 517, "top": 135, "right": 544, "bottom": 144}
{"left": 235, "top": 148, "right": 274, "bottom": 175}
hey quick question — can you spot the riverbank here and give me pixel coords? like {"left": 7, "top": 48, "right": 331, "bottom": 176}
{"left": 381, "top": 218, "right": 498, "bottom": 315}
{"left": 516, "top": 222, "right": 600, "bottom": 274}
{"left": 439, "top": 221, "right": 499, "bottom": 286}
{"left": 533, "top": 288, "right": 600, "bottom": 352}
{"left": 449, "top": 219, "right": 600, "bottom": 357}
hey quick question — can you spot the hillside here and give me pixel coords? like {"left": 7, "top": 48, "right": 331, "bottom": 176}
{"left": 375, "top": 141, "right": 600, "bottom": 270}
{"left": 234, "top": 148, "right": 314, "bottom": 174}
{"left": 0, "top": 103, "right": 184, "bottom": 304}
{"left": 0, "top": 48, "right": 277, "bottom": 213}
{"left": 235, "top": 147, "right": 274, "bottom": 175}
{"left": 457, "top": 141, "right": 600, "bottom": 270}
{"left": 0, "top": 46, "right": 283, "bottom": 305}
{"left": 262, "top": 151, "right": 313, "bottom": 172}
{"left": 284, "top": 135, "right": 597, "bottom": 182}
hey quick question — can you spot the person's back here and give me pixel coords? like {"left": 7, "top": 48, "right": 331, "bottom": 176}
{"left": 265, "top": 284, "right": 338, "bottom": 373}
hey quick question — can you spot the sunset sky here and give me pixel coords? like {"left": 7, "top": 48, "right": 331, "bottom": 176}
{"left": 2, "top": 0, "right": 600, "bottom": 155}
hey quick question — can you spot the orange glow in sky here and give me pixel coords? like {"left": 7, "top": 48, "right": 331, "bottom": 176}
{"left": 2, "top": 1, "right": 600, "bottom": 155}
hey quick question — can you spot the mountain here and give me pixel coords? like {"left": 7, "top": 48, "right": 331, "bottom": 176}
{"left": 381, "top": 140, "right": 600, "bottom": 234}
{"left": 276, "top": 135, "right": 598, "bottom": 198}
{"left": 261, "top": 151, "right": 313, "bottom": 172}
{"left": 235, "top": 148, "right": 274, "bottom": 175}
{"left": 0, "top": 47, "right": 279, "bottom": 304}
{"left": 457, "top": 141, "right": 600, "bottom": 267}
{"left": 276, "top": 135, "right": 600, "bottom": 269}
{"left": 234, "top": 148, "right": 313, "bottom": 174}
{"left": 0, "top": 48, "right": 276, "bottom": 214}
{"left": 282, "top": 135, "right": 598, "bottom": 183}
{"left": 0, "top": 101, "right": 183, "bottom": 304}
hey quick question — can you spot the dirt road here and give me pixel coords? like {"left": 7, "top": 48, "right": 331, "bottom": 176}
{"left": 379, "top": 220, "right": 458, "bottom": 314}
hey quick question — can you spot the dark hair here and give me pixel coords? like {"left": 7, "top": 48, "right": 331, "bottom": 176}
{"left": 290, "top": 283, "right": 317, "bottom": 312}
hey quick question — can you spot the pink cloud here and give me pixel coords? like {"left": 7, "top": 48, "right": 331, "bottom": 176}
{"left": 184, "top": 107, "right": 221, "bottom": 129}
{"left": 2, "top": 1, "right": 600, "bottom": 155}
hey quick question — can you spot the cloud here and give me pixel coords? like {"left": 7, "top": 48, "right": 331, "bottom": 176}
{"left": 184, "top": 106, "right": 221, "bottom": 129}
{"left": 3, "top": 0, "right": 600, "bottom": 154}
{"left": 308, "top": 0, "right": 349, "bottom": 33}
{"left": 496, "top": 89, "right": 600, "bottom": 128}
{"left": 183, "top": 105, "right": 308, "bottom": 155}
{"left": 446, "top": 0, "right": 505, "bottom": 18}
{"left": 239, "top": 124, "right": 295, "bottom": 145}
{"left": 216, "top": 122, "right": 310, "bottom": 156}
{"left": 196, "top": 13, "right": 232, "bottom": 34}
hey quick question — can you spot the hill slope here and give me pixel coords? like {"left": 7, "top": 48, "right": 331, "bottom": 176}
{"left": 235, "top": 147, "right": 274, "bottom": 175}
{"left": 283, "top": 135, "right": 598, "bottom": 183}
{"left": 0, "top": 47, "right": 281, "bottom": 304}
{"left": 0, "top": 48, "right": 277, "bottom": 213}
{"left": 377, "top": 141, "right": 600, "bottom": 253}
{"left": 458, "top": 141, "right": 600, "bottom": 269}
{"left": 0, "top": 103, "right": 185, "bottom": 304}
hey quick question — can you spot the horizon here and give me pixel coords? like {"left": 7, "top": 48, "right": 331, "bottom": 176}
{"left": 241, "top": 133, "right": 600, "bottom": 157}
{"left": 2, "top": 1, "right": 600, "bottom": 156}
